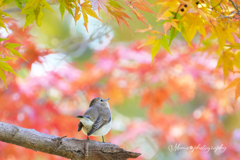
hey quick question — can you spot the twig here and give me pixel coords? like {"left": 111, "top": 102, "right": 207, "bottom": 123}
{"left": 229, "top": 0, "right": 240, "bottom": 13}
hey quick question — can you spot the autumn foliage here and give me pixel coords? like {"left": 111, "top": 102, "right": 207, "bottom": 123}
{"left": 0, "top": 0, "right": 240, "bottom": 159}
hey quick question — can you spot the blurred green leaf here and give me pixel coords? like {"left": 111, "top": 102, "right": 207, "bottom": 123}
{"left": 8, "top": 48, "right": 27, "bottom": 61}
{"left": 158, "top": 20, "right": 169, "bottom": 26}
{"left": 170, "top": 11, "right": 182, "bottom": 20}
{"left": 15, "top": 0, "right": 23, "bottom": 9}
{"left": 160, "top": 35, "right": 172, "bottom": 54}
{"left": 4, "top": 43, "right": 22, "bottom": 49}
{"left": 151, "top": 39, "right": 161, "bottom": 62}
{"left": 169, "top": 27, "right": 179, "bottom": 46}
{"left": 59, "top": 1, "right": 65, "bottom": 19}
{"left": 35, "top": 5, "right": 44, "bottom": 26}
{"left": 2, "top": 0, "right": 14, "bottom": 4}
{"left": 108, "top": 0, "right": 123, "bottom": 9}
{"left": 22, "top": 0, "right": 54, "bottom": 28}
{"left": 24, "top": 13, "right": 35, "bottom": 29}
{"left": 0, "top": 38, "right": 8, "bottom": 42}
{"left": 0, "top": 62, "right": 18, "bottom": 76}
{"left": 0, "top": 10, "right": 11, "bottom": 32}
{"left": 0, "top": 69, "right": 6, "bottom": 88}
{"left": 0, "top": 56, "right": 12, "bottom": 61}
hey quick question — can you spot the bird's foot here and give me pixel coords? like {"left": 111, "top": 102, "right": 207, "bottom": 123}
{"left": 104, "top": 142, "right": 111, "bottom": 143}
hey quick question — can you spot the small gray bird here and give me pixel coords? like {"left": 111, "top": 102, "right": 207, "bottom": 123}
{"left": 76, "top": 97, "right": 111, "bottom": 142}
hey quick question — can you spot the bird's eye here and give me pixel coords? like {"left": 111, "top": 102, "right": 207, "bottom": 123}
{"left": 100, "top": 99, "right": 103, "bottom": 102}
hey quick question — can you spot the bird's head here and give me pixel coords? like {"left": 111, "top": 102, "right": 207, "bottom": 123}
{"left": 89, "top": 97, "right": 110, "bottom": 108}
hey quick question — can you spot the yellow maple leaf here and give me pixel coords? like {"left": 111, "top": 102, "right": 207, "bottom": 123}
{"left": 138, "top": 35, "right": 157, "bottom": 49}
{"left": 21, "top": 0, "right": 54, "bottom": 29}
{"left": 222, "top": 50, "right": 234, "bottom": 79}
{"left": 81, "top": 0, "right": 102, "bottom": 32}
{"left": 151, "top": 39, "right": 161, "bottom": 62}
{"left": 212, "top": 24, "right": 235, "bottom": 50}
{"left": 224, "top": 78, "right": 240, "bottom": 91}
{"left": 180, "top": 13, "right": 206, "bottom": 47}
{"left": 157, "top": 0, "right": 181, "bottom": 19}
{"left": 74, "top": 6, "right": 81, "bottom": 25}
{"left": 0, "top": 10, "right": 11, "bottom": 32}
{"left": 227, "top": 43, "right": 240, "bottom": 49}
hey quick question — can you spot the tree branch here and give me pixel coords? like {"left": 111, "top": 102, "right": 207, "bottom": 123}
{"left": 0, "top": 122, "right": 141, "bottom": 160}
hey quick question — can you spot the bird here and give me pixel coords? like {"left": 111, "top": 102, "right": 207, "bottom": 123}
{"left": 76, "top": 97, "right": 111, "bottom": 142}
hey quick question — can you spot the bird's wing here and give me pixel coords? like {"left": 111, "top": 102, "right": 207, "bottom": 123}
{"left": 78, "top": 122, "right": 83, "bottom": 132}
{"left": 87, "top": 115, "right": 110, "bottom": 136}
{"left": 84, "top": 107, "right": 98, "bottom": 121}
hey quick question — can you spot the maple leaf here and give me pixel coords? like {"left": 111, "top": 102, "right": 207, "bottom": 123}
{"left": 227, "top": 43, "right": 240, "bottom": 49}
{"left": 157, "top": 0, "right": 181, "bottom": 19}
{"left": 216, "top": 49, "right": 234, "bottom": 79}
{"left": 107, "top": 3, "right": 132, "bottom": 30}
{"left": 81, "top": 0, "right": 102, "bottom": 32}
{"left": 106, "top": 0, "right": 154, "bottom": 30}
{"left": 169, "top": 26, "right": 179, "bottom": 46}
{"left": 124, "top": 0, "right": 154, "bottom": 26}
{"left": 139, "top": 34, "right": 171, "bottom": 61}
{"left": 157, "top": 11, "right": 181, "bottom": 45}
{"left": 180, "top": 13, "right": 206, "bottom": 47}
{"left": 131, "top": 0, "right": 155, "bottom": 14}
{"left": 58, "top": 0, "right": 77, "bottom": 19}
{"left": 0, "top": 10, "right": 12, "bottom": 32}
{"left": 21, "top": 0, "right": 54, "bottom": 29}
{"left": 160, "top": 35, "right": 171, "bottom": 55}
{"left": 232, "top": 51, "right": 240, "bottom": 69}
{"left": 0, "top": 38, "right": 25, "bottom": 88}
{"left": 0, "top": 66, "right": 6, "bottom": 87}
{"left": 209, "top": 23, "right": 235, "bottom": 50}
{"left": 151, "top": 39, "right": 161, "bottom": 62}
{"left": 0, "top": 60, "right": 18, "bottom": 88}
{"left": 15, "top": 0, "right": 23, "bottom": 9}
{"left": 0, "top": 55, "right": 15, "bottom": 88}
{"left": 4, "top": 42, "right": 27, "bottom": 61}
{"left": 74, "top": 6, "right": 81, "bottom": 25}
{"left": 224, "top": 78, "right": 240, "bottom": 91}
{"left": 225, "top": 78, "right": 240, "bottom": 106}
{"left": 138, "top": 35, "right": 157, "bottom": 49}
{"left": 59, "top": 0, "right": 66, "bottom": 19}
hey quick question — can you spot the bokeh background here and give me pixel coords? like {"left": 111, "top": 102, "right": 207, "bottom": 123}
{"left": 0, "top": 2, "right": 240, "bottom": 160}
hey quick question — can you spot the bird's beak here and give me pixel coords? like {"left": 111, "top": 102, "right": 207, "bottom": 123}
{"left": 105, "top": 98, "right": 110, "bottom": 101}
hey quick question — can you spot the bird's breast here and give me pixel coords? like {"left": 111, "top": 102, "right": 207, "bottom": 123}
{"left": 91, "top": 120, "right": 112, "bottom": 136}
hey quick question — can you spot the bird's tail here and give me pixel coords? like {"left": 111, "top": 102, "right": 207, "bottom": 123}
{"left": 76, "top": 115, "right": 84, "bottom": 132}
{"left": 78, "top": 122, "right": 83, "bottom": 132}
